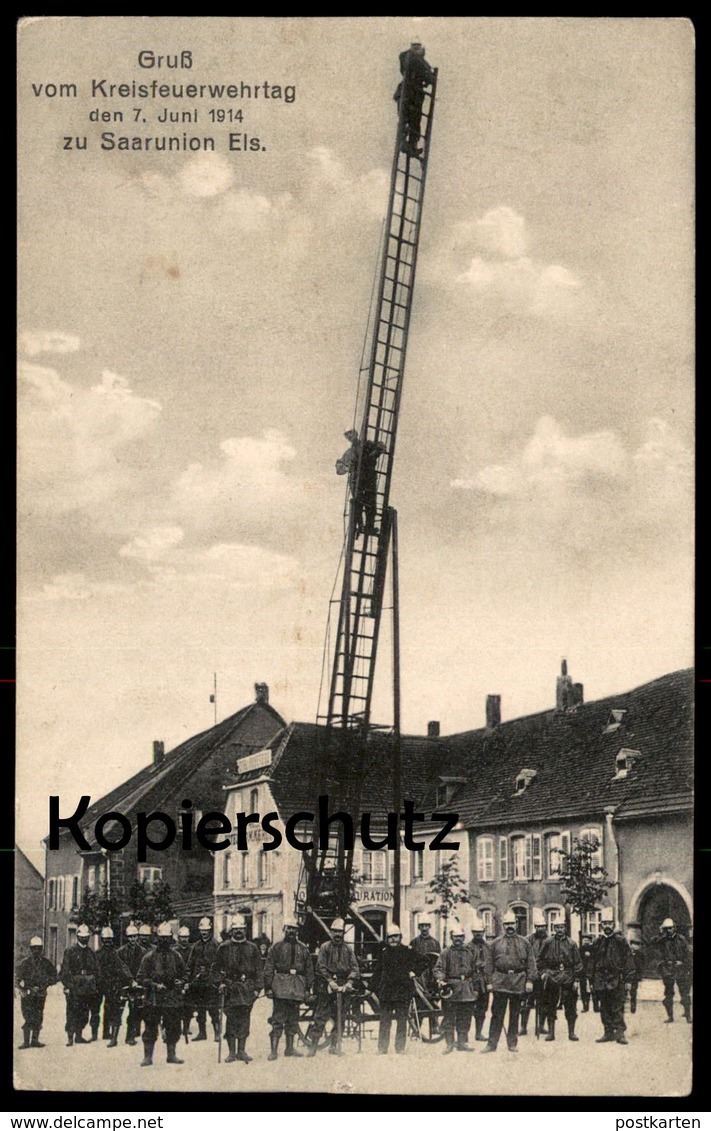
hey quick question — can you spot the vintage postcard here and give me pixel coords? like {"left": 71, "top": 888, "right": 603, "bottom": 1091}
{"left": 16, "top": 17, "right": 694, "bottom": 1097}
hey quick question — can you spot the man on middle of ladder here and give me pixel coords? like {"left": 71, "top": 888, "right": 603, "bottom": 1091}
{"left": 336, "top": 430, "right": 386, "bottom": 536}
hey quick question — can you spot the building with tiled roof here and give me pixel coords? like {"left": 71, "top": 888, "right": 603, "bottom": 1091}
{"left": 43, "top": 686, "right": 285, "bottom": 963}
{"left": 440, "top": 664, "right": 693, "bottom": 974}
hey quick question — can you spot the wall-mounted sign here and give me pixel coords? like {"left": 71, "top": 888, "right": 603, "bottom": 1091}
{"left": 354, "top": 888, "right": 393, "bottom": 904}
{"left": 247, "top": 826, "right": 273, "bottom": 842}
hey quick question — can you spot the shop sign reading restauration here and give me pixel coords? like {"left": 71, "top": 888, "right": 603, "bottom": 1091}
{"left": 354, "top": 888, "right": 394, "bottom": 903}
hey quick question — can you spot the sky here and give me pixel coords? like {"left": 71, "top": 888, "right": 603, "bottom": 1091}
{"left": 17, "top": 17, "right": 694, "bottom": 868}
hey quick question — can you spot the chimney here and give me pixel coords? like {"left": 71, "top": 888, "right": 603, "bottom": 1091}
{"left": 556, "top": 658, "right": 573, "bottom": 711}
{"left": 486, "top": 694, "right": 501, "bottom": 729}
{"left": 573, "top": 682, "right": 584, "bottom": 706}
{"left": 153, "top": 740, "right": 165, "bottom": 766}
{"left": 254, "top": 682, "right": 269, "bottom": 705}
{"left": 427, "top": 720, "right": 440, "bottom": 737}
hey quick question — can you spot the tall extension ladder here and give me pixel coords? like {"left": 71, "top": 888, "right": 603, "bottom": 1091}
{"left": 323, "top": 62, "right": 438, "bottom": 734}
{"left": 299, "top": 56, "right": 438, "bottom": 933}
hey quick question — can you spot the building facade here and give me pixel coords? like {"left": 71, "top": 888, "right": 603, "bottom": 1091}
{"left": 43, "top": 686, "right": 285, "bottom": 963}
{"left": 453, "top": 666, "right": 693, "bottom": 970}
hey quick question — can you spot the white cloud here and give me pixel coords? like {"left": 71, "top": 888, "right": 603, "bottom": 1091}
{"left": 119, "top": 526, "right": 185, "bottom": 562}
{"left": 120, "top": 533, "right": 298, "bottom": 592}
{"left": 306, "top": 147, "right": 389, "bottom": 221}
{"left": 633, "top": 416, "right": 692, "bottom": 474}
{"left": 172, "top": 429, "right": 302, "bottom": 529}
{"left": 19, "top": 361, "right": 73, "bottom": 401}
{"left": 450, "top": 415, "right": 692, "bottom": 554}
{"left": 20, "top": 330, "right": 81, "bottom": 356}
{"left": 36, "top": 572, "right": 128, "bottom": 601}
{"left": 19, "top": 362, "right": 162, "bottom": 514}
{"left": 457, "top": 250, "right": 582, "bottom": 315}
{"left": 199, "top": 542, "right": 298, "bottom": 589}
{"left": 426, "top": 206, "right": 583, "bottom": 320}
{"left": 221, "top": 188, "right": 281, "bottom": 230}
{"left": 520, "top": 415, "right": 627, "bottom": 488}
{"left": 178, "top": 153, "right": 235, "bottom": 197}
{"left": 453, "top": 416, "right": 630, "bottom": 497}
{"left": 540, "top": 264, "right": 581, "bottom": 289}
{"left": 473, "top": 206, "right": 527, "bottom": 259}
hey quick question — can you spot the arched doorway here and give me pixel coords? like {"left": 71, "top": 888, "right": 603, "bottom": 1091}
{"left": 637, "top": 884, "right": 692, "bottom": 977}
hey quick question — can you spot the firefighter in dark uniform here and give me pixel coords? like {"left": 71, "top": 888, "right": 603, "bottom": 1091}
{"left": 96, "top": 926, "right": 134, "bottom": 1048}
{"left": 137, "top": 922, "right": 188, "bottom": 1066}
{"left": 263, "top": 917, "right": 314, "bottom": 1060}
{"left": 213, "top": 914, "right": 263, "bottom": 1063}
{"left": 16, "top": 936, "right": 58, "bottom": 1049}
{"left": 434, "top": 920, "right": 478, "bottom": 1054}
{"left": 590, "top": 908, "right": 636, "bottom": 1044}
{"left": 394, "top": 42, "right": 435, "bottom": 158}
{"left": 537, "top": 915, "right": 583, "bottom": 1041}
{"left": 579, "top": 932, "right": 598, "bottom": 1012}
{"left": 138, "top": 923, "right": 153, "bottom": 951}
{"left": 371, "top": 922, "right": 428, "bottom": 1054}
{"left": 410, "top": 917, "right": 441, "bottom": 991}
{"left": 482, "top": 911, "right": 537, "bottom": 1054}
{"left": 176, "top": 926, "right": 195, "bottom": 1040}
{"left": 519, "top": 909, "right": 548, "bottom": 1036}
{"left": 410, "top": 915, "right": 442, "bottom": 1038}
{"left": 306, "top": 917, "right": 360, "bottom": 1057}
{"left": 656, "top": 918, "right": 692, "bottom": 1024}
{"left": 117, "top": 923, "right": 144, "bottom": 1045}
{"left": 336, "top": 431, "right": 387, "bottom": 537}
{"left": 187, "top": 916, "right": 221, "bottom": 1042}
{"left": 628, "top": 931, "right": 645, "bottom": 1014}
{"left": 60, "top": 923, "right": 99, "bottom": 1047}
{"left": 466, "top": 913, "right": 490, "bottom": 1042}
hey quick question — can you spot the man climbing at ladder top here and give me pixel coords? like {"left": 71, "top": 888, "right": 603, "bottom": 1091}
{"left": 336, "top": 430, "right": 386, "bottom": 536}
{"left": 394, "top": 42, "right": 435, "bottom": 159}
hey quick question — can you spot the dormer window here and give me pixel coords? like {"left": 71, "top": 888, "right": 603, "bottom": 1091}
{"left": 614, "top": 748, "right": 642, "bottom": 779}
{"left": 514, "top": 768, "right": 537, "bottom": 794}
{"left": 603, "top": 709, "right": 627, "bottom": 735}
{"left": 436, "top": 776, "right": 466, "bottom": 808}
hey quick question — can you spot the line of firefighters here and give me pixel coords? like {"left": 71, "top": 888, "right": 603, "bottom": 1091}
{"left": 15, "top": 909, "right": 692, "bottom": 1064}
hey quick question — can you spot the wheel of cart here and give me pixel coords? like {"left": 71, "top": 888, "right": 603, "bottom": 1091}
{"left": 408, "top": 977, "right": 445, "bottom": 1043}
{"left": 349, "top": 987, "right": 380, "bottom": 1049}
{"left": 297, "top": 987, "right": 380, "bottom": 1051}
{"left": 296, "top": 999, "right": 331, "bottom": 1050}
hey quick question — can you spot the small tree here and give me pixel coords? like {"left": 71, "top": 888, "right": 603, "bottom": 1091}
{"left": 127, "top": 879, "right": 175, "bottom": 927}
{"left": 556, "top": 836, "right": 616, "bottom": 935}
{"left": 74, "top": 883, "right": 123, "bottom": 933}
{"left": 426, "top": 854, "right": 470, "bottom": 942}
